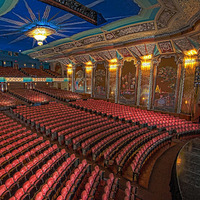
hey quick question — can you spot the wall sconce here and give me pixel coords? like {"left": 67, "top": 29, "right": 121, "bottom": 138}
{"left": 141, "top": 61, "right": 151, "bottom": 70}
{"left": 67, "top": 64, "right": 73, "bottom": 74}
{"left": 7, "top": 83, "right": 10, "bottom": 86}
{"left": 109, "top": 58, "right": 118, "bottom": 71}
{"left": 85, "top": 61, "right": 93, "bottom": 73}
{"left": 141, "top": 54, "right": 152, "bottom": 70}
{"left": 184, "top": 49, "right": 197, "bottom": 56}
{"left": 184, "top": 49, "right": 197, "bottom": 69}
{"left": 184, "top": 58, "right": 196, "bottom": 68}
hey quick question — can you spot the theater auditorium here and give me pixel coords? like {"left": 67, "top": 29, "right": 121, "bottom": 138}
{"left": 0, "top": 0, "right": 200, "bottom": 200}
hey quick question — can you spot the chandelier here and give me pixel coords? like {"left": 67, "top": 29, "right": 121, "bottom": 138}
{"left": 25, "top": 26, "right": 56, "bottom": 46}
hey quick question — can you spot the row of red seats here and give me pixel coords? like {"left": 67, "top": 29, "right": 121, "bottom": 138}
{"left": 70, "top": 99, "right": 200, "bottom": 137}
{"left": 20, "top": 68, "right": 54, "bottom": 78}
{"left": 0, "top": 92, "right": 24, "bottom": 108}
{"left": 12, "top": 102, "right": 173, "bottom": 184}
{"left": 124, "top": 181, "right": 137, "bottom": 200}
{"left": 35, "top": 87, "right": 82, "bottom": 101}
{"left": 0, "top": 67, "right": 27, "bottom": 77}
{"left": 131, "top": 133, "right": 172, "bottom": 181}
{"left": 0, "top": 111, "right": 122, "bottom": 200}
{"left": 9, "top": 88, "right": 53, "bottom": 104}
{"left": 102, "top": 173, "right": 119, "bottom": 200}
{"left": 44, "top": 69, "right": 62, "bottom": 77}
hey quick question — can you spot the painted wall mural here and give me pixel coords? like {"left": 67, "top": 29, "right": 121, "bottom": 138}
{"left": 85, "top": 70, "right": 92, "bottom": 93}
{"left": 153, "top": 57, "right": 178, "bottom": 112}
{"left": 94, "top": 63, "right": 106, "bottom": 98}
{"left": 140, "top": 69, "right": 150, "bottom": 106}
{"left": 109, "top": 70, "right": 116, "bottom": 101}
{"left": 67, "top": 73, "right": 72, "bottom": 91}
{"left": 75, "top": 65, "right": 85, "bottom": 92}
{"left": 181, "top": 67, "right": 196, "bottom": 114}
{"left": 55, "top": 63, "right": 62, "bottom": 75}
{"left": 119, "top": 60, "right": 136, "bottom": 105}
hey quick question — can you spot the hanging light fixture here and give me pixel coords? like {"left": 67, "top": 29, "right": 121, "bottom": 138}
{"left": 25, "top": 26, "right": 56, "bottom": 46}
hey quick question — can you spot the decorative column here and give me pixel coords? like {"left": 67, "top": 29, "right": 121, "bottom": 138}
{"left": 91, "top": 64, "right": 95, "bottom": 97}
{"left": 72, "top": 67, "right": 76, "bottom": 92}
{"left": 115, "top": 61, "right": 122, "bottom": 103}
{"left": 147, "top": 59, "right": 157, "bottom": 110}
{"left": 176, "top": 57, "right": 184, "bottom": 113}
{"left": 106, "top": 63, "right": 110, "bottom": 100}
{"left": 151, "top": 59, "right": 159, "bottom": 110}
{"left": 84, "top": 66, "right": 87, "bottom": 94}
{"left": 136, "top": 60, "right": 141, "bottom": 106}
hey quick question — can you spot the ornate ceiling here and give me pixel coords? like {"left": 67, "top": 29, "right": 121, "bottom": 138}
{"left": 1, "top": 0, "right": 200, "bottom": 62}
{"left": 23, "top": 0, "right": 200, "bottom": 64}
{"left": 0, "top": 0, "right": 140, "bottom": 52}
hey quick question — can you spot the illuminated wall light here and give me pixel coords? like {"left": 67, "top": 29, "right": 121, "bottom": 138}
{"left": 86, "top": 67, "right": 92, "bottom": 73}
{"left": 85, "top": 61, "right": 93, "bottom": 73}
{"left": 109, "top": 58, "right": 118, "bottom": 71}
{"left": 67, "top": 68, "right": 73, "bottom": 74}
{"left": 67, "top": 64, "right": 73, "bottom": 74}
{"left": 184, "top": 58, "right": 196, "bottom": 69}
{"left": 109, "top": 64, "right": 117, "bottom": 71}
{"left": 184, "top": 49, "right": 198, "bottom": 56}
{"left": 67, "top": 64, "right": 72, "bottom": 68}
{"left": 140, "top": 54, "right": 152, "bottom": 70}
{"left": 141, "top": 61, "right": 151, "bottom": 70}
{"left": 141, "top": 54, "right": 152, "bottom": 60}
{"left": 142, "top": 97, "right": 145, "bottom": 100}
{"left": 4, "top": 61, "right": 6, "bottom": 65}
{"left": 185, "top": 100, "right": 188, "bottom": 104}
{"left": 24, "top": 64, "right": 26, "bottom": 67}
{"left": 109, "top": 58, "right": 118, "bottom": 63}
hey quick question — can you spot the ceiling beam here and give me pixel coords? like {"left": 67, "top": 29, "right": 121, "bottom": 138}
{"left": 38, "top": 0, "right": 106, "bottom": 25}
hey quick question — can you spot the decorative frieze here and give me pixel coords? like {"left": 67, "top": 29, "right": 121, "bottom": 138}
{"left": 106, "top": 22, "right": 155, "bottom": 40}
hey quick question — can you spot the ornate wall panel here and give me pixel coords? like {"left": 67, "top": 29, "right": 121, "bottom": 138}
{"left": 67, "top": 73, "right": 72, "bottom": 91}
{"left": 117, "top": 48, "right": 132, "bottom": 58}
{"left": 75, "top": 65, "right": 85, "bottom": 92}
{"left": 158, "top": 41, "right": 174, "bottom": 53}
{"left": 85, "top": 70, "right": 92, "bottom": 94}
{"left": 119, "top": 60, "right": 136, "bottom": 105}
{"left": 140, "top": 69, "right": 150, "bottom": 106}
{"left": 109, "top": 70, "right": 117, "bottom": 101}
{"left": 94, "top": 63, "right": 106, "bottom": 98}
{"left": 181, "top": 67, "right": 196, "bottom": 114}
{"left": 153, "top": 57, "right": 178, "bottom": 112}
